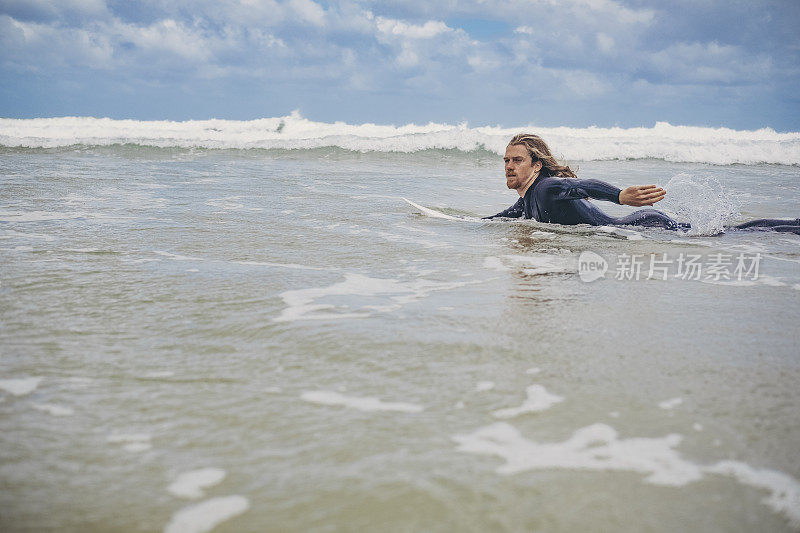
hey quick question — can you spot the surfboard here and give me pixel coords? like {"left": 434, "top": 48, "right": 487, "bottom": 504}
{"left": 403, "top": 198, "right": 475, "bottom": 221}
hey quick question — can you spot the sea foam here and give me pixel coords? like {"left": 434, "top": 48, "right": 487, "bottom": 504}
{"left": 164, "top": 496, "right": 250, "bottom": 533}
{"left": 301, "top": 391, "right": 424, "bottom": 413}
{"left": 454, "top": 422, "right": 701, "bottom": 484}
{"left": 454, "top": 422, "right": 800, "bottom": 526}
{"left": 658, "top": 397, "right": 683, "bottom": 410}
{"left": 31, "top": 403, "right": 74, "bottom": 416}
{"left": 274, "top": 273, "right": 469, "bottom": 322}
{"left": 1, "top": 113, "right": 798, "bottom": 166}
{"left": 498, "top": 254, "right": 576, "bottom": 276}
{"left": 492, "top": 385, "right": 565, "bottom": 418}
{"left": 0, "top": 377, "right": 43, "bottom": 396}
{"left": 168, "top": 468, "right": 227, "bottom": 499}
{"left": 107, "top": 433, "right": 152, "bottom": 452}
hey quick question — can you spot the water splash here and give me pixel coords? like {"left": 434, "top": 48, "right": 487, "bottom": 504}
{"left": 660, "top": 174, "right": 741, "bottom": 235}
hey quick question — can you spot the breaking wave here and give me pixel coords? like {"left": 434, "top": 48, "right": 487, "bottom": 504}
{"left": 1, "top": 112, "right": 799, "bottom": 165}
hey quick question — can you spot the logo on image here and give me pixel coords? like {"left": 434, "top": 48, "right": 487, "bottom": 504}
{"left": 578, "top": 251, "right": 608, "bottom": 282}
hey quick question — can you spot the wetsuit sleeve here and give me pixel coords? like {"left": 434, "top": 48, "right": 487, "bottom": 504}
{"left": 545, "top": 179, "right": 622, "bottom": 204}
{"left": 483, "top": 198, "right": 524, "bottom": 219}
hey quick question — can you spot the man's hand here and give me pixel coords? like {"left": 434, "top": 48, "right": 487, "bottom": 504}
{"left": 619, "top": 185, "right": 666, "bottom": 206}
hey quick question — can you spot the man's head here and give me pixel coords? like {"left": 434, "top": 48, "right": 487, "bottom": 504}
{"left": 505, "top": 133, "right": 578, "bottom": 185}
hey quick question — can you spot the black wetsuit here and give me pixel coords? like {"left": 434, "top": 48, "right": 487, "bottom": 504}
{"left": 485, "top": 176, "right": 800, "bottom": 234}
{"left": 485, "top": 176, "right": 683, "bottom": 229}
{"left": 732, "top": 218, "right": 800, "bottom": 233}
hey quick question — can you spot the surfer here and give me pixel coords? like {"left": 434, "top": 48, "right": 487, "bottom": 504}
{"left": 485, "top": 133, "right": 800, "bottom": 234}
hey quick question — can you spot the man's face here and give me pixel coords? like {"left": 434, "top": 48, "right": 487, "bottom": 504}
{"left": 504, "top": 144, "right": 540, "bottom": 190}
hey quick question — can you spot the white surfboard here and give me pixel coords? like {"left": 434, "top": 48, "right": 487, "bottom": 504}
{"left": 403, "top": 198, "right": 472, "bottom": 220}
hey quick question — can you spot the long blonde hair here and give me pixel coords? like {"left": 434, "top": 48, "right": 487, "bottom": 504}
{"left": 508, "top": 133, "right": 577, "bottom": 178}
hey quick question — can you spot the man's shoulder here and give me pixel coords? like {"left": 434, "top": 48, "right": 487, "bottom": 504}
{"left": 536, "top": 176, "right": 569, "bottom": 190}
{"left": 540, "top": 175, "right": 572, "bottom": 184}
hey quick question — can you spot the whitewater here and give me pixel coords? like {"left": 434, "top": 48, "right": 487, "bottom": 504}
{"left": 1, "top": 113, "right": 800, "bottom": 165}
{"left": 1, "top": 114, "right": 800, "bottom": 532}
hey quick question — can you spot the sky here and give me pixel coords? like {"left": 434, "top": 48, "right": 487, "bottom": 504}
{"left": 1, "top": 0, "right": 799, "bottom": 130}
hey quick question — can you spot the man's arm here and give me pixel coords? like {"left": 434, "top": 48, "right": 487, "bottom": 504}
{"left": 547, "top": 179, "right": 666, "bottom": 206}
{"left": 546, "top": 178, "right": 622, "bottom": 203}
{"left": 483, "top": 197, "right": 524, "bottom": 219}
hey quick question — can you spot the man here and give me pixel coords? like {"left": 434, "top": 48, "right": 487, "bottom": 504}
{"left": 486, "top": 133, "right": 683, "bottom": 229}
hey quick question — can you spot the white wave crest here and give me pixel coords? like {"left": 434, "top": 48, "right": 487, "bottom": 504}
{"left": 1, "top": 112, "right": 799, "bottom": 165}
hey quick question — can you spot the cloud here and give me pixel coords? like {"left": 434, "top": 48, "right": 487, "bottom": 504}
{"left": 554, "top": 69, "right": 612, "bottom": 97}
{"left": 645, "top": 41, "right": 773, "bottom": 85}
{"left": 116, "top": 18, "right": 211, "bottom": 63}
{"left": 0, "top": 0, "right": 776, "bottom": 88}
{"left": 0, "top": 15, "right": 114, "bottom": 71}
{"left": 596, "top": 33, "right": 614, "bottom": 54}
{"left": 0, "top": 0, "right": 797, "bottom": 129}
{"left": 0, "top": 0, "right": 108, "bottom": 23}
{"left": 288, "top": 0, "right": 325, "bottom": 27}
{"left": 565, "top": 0, "right": 655, "bottom": 24}
{"left": 375, "top": 17, "right": 450, "bottom": 39}
{"left": 371, "top": 15, "right": 479, "bottom": 82}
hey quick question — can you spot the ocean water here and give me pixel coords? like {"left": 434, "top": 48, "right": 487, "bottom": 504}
{"left": 1, "top": 116, "right": 799, "bottom": 532}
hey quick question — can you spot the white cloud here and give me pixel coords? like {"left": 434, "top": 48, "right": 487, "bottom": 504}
{"left": 0, "top": 0, "right": 109, "bottom": 22}
{"left": 369, "top": 14, "right": 485, "bottom": 83}
{"left": 596, "top": 32, "right": 614, "bottom": 54}
{"left": 116, "top": 19, "right": 211, "bottom": 62}
{"left": 375, "top": 17, "right": 451, "bottom": 39}
{"left": 647, "top": 41, "right": 772, "bottom": 84}
{"left": 466, "top": 52, "right": 493, "bottom": 71}
{"left": 288, "top": 0, "right": 325, "bottom": 27}
{"left": 567, "top": 0, "right": 655, "bottom": 24}
{"left": 396, "top": 46, "right": 419, "bottom": 68}
{"left": 0, "top": 15, "right": 114, "bottom": 70}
